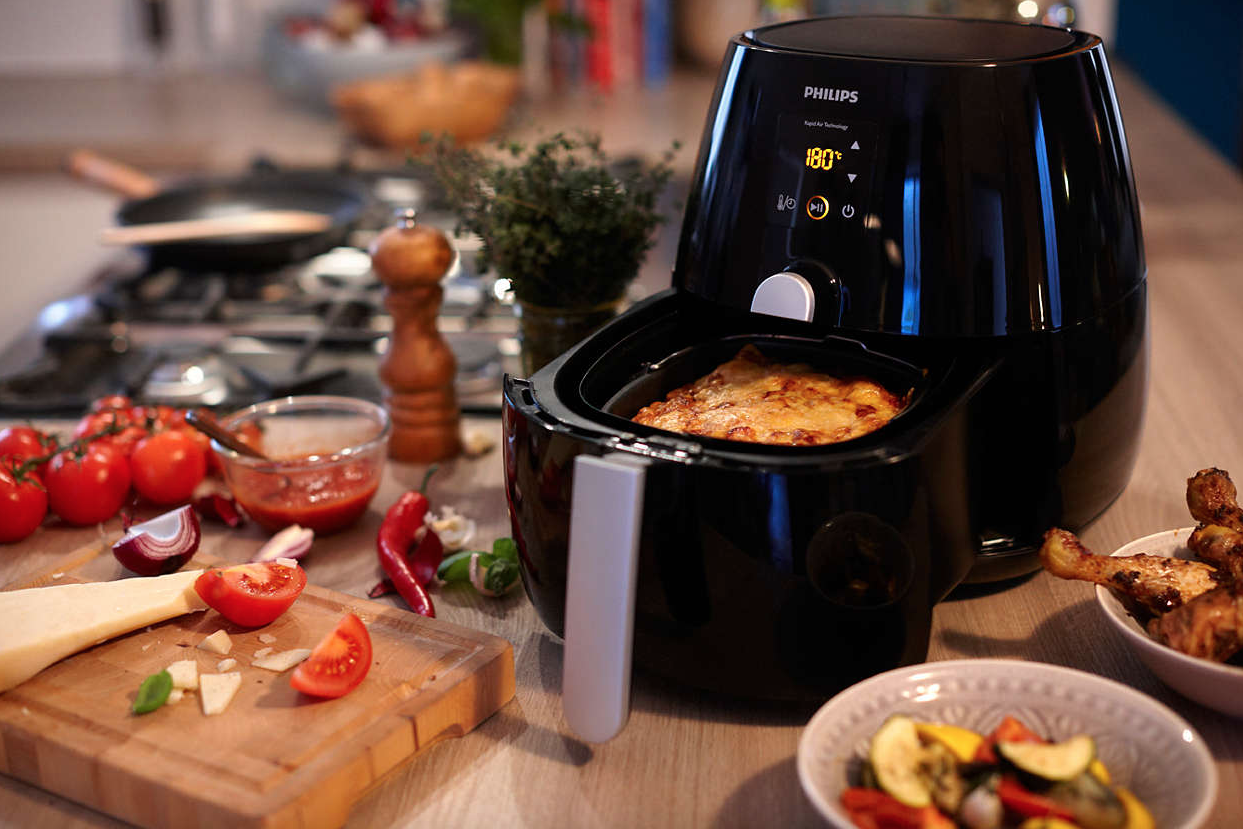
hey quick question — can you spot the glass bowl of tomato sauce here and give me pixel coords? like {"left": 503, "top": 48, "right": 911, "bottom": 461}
{"left": 212, "top": 395, "right": 390, "bottom": 534}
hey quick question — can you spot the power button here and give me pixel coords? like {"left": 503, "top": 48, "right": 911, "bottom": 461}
{"left": 806, "top": 196, "right": 829, "bottom": 221}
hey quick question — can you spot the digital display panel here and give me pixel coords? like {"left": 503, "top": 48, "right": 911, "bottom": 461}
{"left": 768, "top": 114, "right": 877, "bottom": 230}
{"left": 804, "top": 147, "right": 843, "bottom": 171}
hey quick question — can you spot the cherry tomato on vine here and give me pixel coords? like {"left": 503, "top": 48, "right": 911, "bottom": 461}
{"left": 130, "top": 404, "right": 176, "bottom": 429}
{"left": 90, "top": 394, "right": 133, "bottom": 413}
{"left": 130, "top": 430, "right": 207, "bottom": 505}
{"left": 73, "top": 408, "right": 133, "bottom": 441}
{"left": 44, "top": 442, "right": 131, "bottom": 526}
{"left": 0, "top": 426, "right": 57, "bottom": 465}
{"left": 0, "top": 456, "right": 47, "bottom": 543}
{"left": 104, "top": 425, "right": 151, "bottom": 458}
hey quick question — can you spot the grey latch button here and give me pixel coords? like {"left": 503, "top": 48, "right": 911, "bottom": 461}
{"left": 751, "top": 272, "right": 816, "bottom": 322}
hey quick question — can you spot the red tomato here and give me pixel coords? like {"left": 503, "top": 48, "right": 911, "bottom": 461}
{"left": 0, "top": 426, "right": 58, "bottom": 474}
{"left": 130, "top": 404, "right": 176, "bottom": 429}
{"left": 90, "top": 394, "right": 132, "bottom": 413}
{"left": 130, "top": 430, "right": 207, "bottom": 505}
{"left": 171, "top": 423, "right": 214, "bottom": 466}
{"left": 0, "top": 457, "right": 48, "bottom": 543}
{"left": 44, "top": 442, "right": 131, "bottom": 525}
{"left": 73, "top": 409, "right": 133, "bottom": 441}
{"left": 290, "top": 613, "right": 372, "bottom": 699}
{"left": 194, "top": 562, "right": 308, "bottom": 627}
{"left": 104, "top": 425, "right": 150, "bottom": 458}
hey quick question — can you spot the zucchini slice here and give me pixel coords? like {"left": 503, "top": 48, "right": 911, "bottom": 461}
{"left": 869, "top": 715, "right": 932, "bottom": 807}
{"left": 997, "top": 734, "right": 1096, "bottom": 781}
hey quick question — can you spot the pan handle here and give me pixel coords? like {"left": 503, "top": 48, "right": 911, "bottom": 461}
{"left": 563, "top": 451, "right": 649, "bottom": 743}
{"left": 65, "top": 149, "right": 160, "bottom": 200}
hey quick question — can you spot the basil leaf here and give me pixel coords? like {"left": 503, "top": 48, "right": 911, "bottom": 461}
{"left": 483, "top": 557, "right": 519, "bottom": 594}
{"left": 492, "top": 537, "right": 519, "bottom": 563}
{"left": 133, "top": 669, "right": 173, "bottom": 715}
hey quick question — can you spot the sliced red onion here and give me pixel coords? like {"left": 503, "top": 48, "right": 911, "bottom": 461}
{"left": 250, "top": 525, "right": 314, "bottom": 563}
{"left": 193, "top": 492, "right": 244, "bottom": 528}
{"left": 112, "top": 506, "right": 202, "bottom": 576}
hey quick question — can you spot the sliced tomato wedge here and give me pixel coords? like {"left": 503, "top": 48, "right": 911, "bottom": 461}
{"left": 193, "top": 561, "right": 307, "bottom": 627}
{"left": 290, "top": 613, "right": 372, "bottom": 699}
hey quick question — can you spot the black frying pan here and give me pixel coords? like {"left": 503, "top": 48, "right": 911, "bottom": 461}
{"left": 69, "top": 150, "right": 370, "bottom": 272}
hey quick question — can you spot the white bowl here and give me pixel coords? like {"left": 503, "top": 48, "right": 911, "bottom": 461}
{"left": 797, "top": 659, "right": 1217, "bottom": 829}
{"left": 1096, "top": 527, "right": 1243, "bottom": 717}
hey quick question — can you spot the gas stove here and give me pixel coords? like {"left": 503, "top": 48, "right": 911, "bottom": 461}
{"left": 0, "top": 166, "right": 515, "bottom": 417}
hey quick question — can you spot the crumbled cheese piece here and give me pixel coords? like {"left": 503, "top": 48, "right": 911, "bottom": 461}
{"left": 275, "top": 557, "right": 298, "bottom": 568}
{"left": 252, "top": 648, "right": 313, "bottom": 672}
{"left": 258, "top": 633, "right": 277, "bottom": 644}
{"left": 462, "top": 429, "right": 496, "bottom": 457}
{"left": 253, "top": 647, "right": 274, "bottom": 659}
{"left": 199, "top": 672, "right": 242, "bottom": 716}
{"left": 141, "top": 642, "right": 154, "bottom": 652}
{"left": 217, "top": 658, "right": 238, "bottom": 672}
{"left": 51, "top": 572, "right": 64, "bottom": 580}
{"left": 198, "top": 629, "right": 233, "bottom": 655}
{"left": 166, "top": 659, "right": 199, "bottom": 690}
{"left": 167, "top": 689, "right": 184, "bottom": 704}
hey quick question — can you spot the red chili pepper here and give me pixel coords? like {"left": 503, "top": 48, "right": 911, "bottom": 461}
{"left": 375, "top": 466, "right": 442, "bottom": 617}
{"left": 996, "top": 775, "right": 1075, "bottom": 821}
{"left": 367, "top": 579, "right": 395, "bottom": 599}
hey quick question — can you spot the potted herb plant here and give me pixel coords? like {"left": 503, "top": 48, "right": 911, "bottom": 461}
{"left": 427, "top": 132, "right": 677, "bottom": 374}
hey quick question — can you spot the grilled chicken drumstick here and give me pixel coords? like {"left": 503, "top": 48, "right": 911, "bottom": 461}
{"left": 1147, "top": 585, "right": 1243, "bottom": 661}
{"left": 1038, "top": 528, "right": 1223, "bottom": 615}
{"left": 1187, "top": 524, "right": 1243, "bottom": 583}
{"left": 1186, "top": 468, "right": 1243, "bottom": 532}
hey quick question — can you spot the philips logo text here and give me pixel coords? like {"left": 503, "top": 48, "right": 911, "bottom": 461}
{"left": 804, "top": 87, "right": 858, "bottom": 102}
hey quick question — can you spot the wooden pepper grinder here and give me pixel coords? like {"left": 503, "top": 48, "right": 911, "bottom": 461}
{"left": 371, "top": 209, "right": 462, "bottom": 463}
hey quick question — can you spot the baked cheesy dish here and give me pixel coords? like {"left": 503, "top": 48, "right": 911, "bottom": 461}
{"left": 631, "top": 345, "right": 907, "bottom": 446}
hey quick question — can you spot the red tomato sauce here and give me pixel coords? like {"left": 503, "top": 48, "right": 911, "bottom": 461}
{"left": 230, "top": 460, "right": 379, "bottom": 534}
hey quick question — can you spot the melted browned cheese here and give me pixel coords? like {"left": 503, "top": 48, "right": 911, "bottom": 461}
{"left": 631, "top": 345, "right": 906, "bottom": 446}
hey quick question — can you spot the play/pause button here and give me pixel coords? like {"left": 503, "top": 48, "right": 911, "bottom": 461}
{"left": 806, "top": 195, "right": 830, "bottom": 220}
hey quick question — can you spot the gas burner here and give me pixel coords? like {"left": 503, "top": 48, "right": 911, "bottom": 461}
{"left": 0, "top": 164, "right": 516, "bottom": 418}
{"left": 141, "top": 353, "right": 231, "bottom": 407}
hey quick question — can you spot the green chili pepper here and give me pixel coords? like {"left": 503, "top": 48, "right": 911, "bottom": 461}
{"left": 132, "top": 669, "right": 173, "bottom": 715}
{"left": 437, "top": 550, "right": 492, "bottom": 583}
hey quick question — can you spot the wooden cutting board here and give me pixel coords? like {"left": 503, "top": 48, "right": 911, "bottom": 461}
{"left": 0, "top": 544, "right": 515, "bottom": 829}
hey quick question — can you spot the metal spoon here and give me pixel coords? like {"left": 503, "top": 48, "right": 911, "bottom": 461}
{"left": 185, "top": 409, "right": 268, "bottom": 460}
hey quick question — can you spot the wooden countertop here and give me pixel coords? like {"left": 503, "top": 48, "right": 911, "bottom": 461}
{"left": 2, "top": 68, "right": 1242, "bottom": 827}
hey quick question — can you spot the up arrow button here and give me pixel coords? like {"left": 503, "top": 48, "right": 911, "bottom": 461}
{"left": 850, "top": 141, "right": 860, "bottom": 150}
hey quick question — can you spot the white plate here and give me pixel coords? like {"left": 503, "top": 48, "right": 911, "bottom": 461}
{"left": 1097, "top": 527, "right": 1243, "bottom": 717}
{"left": 797, "top": 658, "right": 1217, "bottom": 829}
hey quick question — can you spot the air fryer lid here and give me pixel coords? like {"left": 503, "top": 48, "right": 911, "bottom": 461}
{"left": 674, "top": 16, "right": 1145, "bottom": 338}
{"left": 749, "top": 16, "right": 1081, "bottom": 62}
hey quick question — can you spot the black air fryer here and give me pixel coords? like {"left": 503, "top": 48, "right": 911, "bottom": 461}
{"left": 502, "top": 16, "right": 1147, "bottom": 741}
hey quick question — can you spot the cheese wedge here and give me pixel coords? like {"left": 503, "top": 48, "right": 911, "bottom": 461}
{"left": 166, "top": 659, "right": 199, "bottom": 690}
{"left": 199, "top": 672, "right": 242, "bottom": 715}
{"left": 252, "top": 648, "right": 312, "bottom": 672}
{"left": 0, "top": 570, "right": 207, "bottom": 692}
